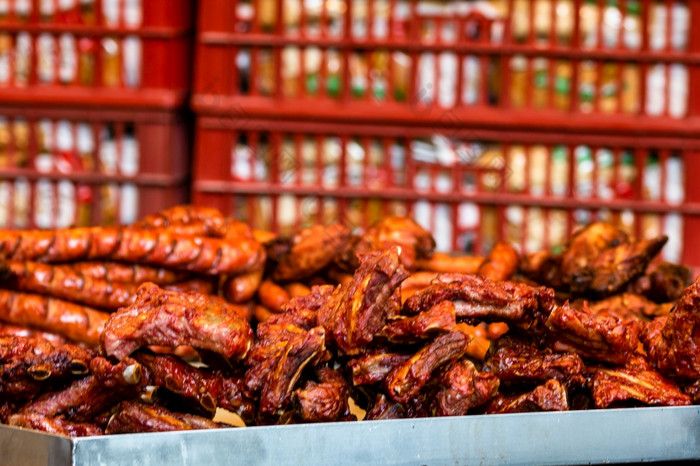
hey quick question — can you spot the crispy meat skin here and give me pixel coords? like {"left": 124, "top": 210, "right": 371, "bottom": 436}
{"left": 0, "top": 336, "right": 94, "bottom": 400}
{"left": 19, "top": 357, "right": 142, "bottom": 421}
{"left": 272, "top": 223, "right": 351, "bottom": 281}
{"left": 318, "top": 247, "right": 409, "bottom": 355}
{"left": 1, "top": 260, "right": 138, "bottom": 311}
{"left": 483, "top": 336, "right": 585, "bottom": 386}
{"left": 0, "top": 226, "right": 264, "bottom": 275}
{"left": 380, "top": 300, "right": 456, "bottom": 343}
{"left": 8, "top": 413, "right": 103, "bottom": 436}
{"left": 436, "top": 359, "right": 499, "bottom": 416}
{"left": 588, "top": 357, "right": 691, "bottom": 408}
{"left": 105, "top": 401, "right": 220, "bottom": 434}
{"left": 684, "top": 379, "right": 700, "bottom": 404}
{"left": 560, "top": 222, "right": 629, "bottom": 290}
{"left": 134, "top": 352, "right": 254, "bottom": 422}
{"left": 628, "top": 262, "right": 692, "bottom": 303}
{"left": 344, "top": 217, "right": 435, "bottom": 271}
{"left": 544, "top": 301, "right": 641, "bottom": 364}
{"left": 0, "top": 290, "right": 109, "bottom": 346}
{"left": 245, "top": 327, "right": 327, "bottom": 419}
{"left": 293, "top": 367, "right": 352, "bottom": 423}
{"left": 642, "top": 277, "right": 700, "bottom": 378}
{"left": 477, "top": 242, "right": 519, "bottom": 282}
{"left": 364, "top": 394, "right": 405, "bottom": 420}
{"left": 348, "top": 351, "right": 411, "bottom": 386}
{"left": 101, "top": 283, "right": 253, "bottom": 360}
{"left": 585, "top": 236, "right": 668, "bottom": 297}
{"left": 0, "top": 324, "right": 67, "bottom": 347}
{"left": 385, "top": 330, "right": 471, "bottom": 403}
{"left": 403, "top": 274, "right": 548, "bottom": 326}
{"left": 486, "top": 379, "right": 569, "bottom": 414}
{"left": 578, "top": 293, "right": 660, "bottom": 322}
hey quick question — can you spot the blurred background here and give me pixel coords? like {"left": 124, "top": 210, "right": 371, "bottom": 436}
{"left": 0, "top": 0, "right": 698, "bottom": 263}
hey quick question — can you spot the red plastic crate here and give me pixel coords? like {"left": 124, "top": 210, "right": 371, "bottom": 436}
{"left": 192, "top": 115, "right": 700, "bottom": 265}
{"left": 193, "top": 0, "right": 700, "bottom": 135}
{"left": 0, "top": 105, "right": 188, "bottom": 228}
{"left": 0, "top": 0, "right": 193, "bottom": 109}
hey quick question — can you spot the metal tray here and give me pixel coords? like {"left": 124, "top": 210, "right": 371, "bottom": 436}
{"left": 2, "top": 406, "right": 699, "bottom": 466}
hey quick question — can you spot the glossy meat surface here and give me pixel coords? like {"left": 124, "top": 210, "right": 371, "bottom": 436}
{"left": 101, "top": 283, "right": 253, "bottom": 360}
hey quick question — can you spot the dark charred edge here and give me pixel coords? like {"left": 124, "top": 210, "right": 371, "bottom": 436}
{"left": 41, "top": 231, "right": 58, "bottom": 262}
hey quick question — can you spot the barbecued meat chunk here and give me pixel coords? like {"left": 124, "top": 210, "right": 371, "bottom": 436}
{"left": 583, "top": 236, "right": 668, "bottom": 297}
{"left": 588, "top": 356, "right": 691, "bottom": 408}
{"left": 544, "top": 301, "right": 641, "bottom": 365}
{"left": 642, "top": 277, "right": 700, "bottom": 379}
{"left": 8, "top": 413, "right": 103, "bottom": 437}
{"left": 271, "top": 224, "right": 351, "bottom": 281}
{"left": 385, "top": 330, "right": 472, "bottom": 403}
{"left": 486, "top": 379, "right": 569, "bottom": 414}
{"left": 628, "top": 261, "right": 693, "bottom": 303}
{"left": 339, "top": 217, "right": 435, "bottom": 271}
{"left": 379, "top": 300, "right": 456, "bottom": 344}
{"left": 292, "top": 367, "right": 353, "bottom": 423}
{"left": 483, "top": 335, "right": 585, "bottom": 387}
{"left": 0, "top": 336, "right": 94, "bottom": 401}
{"left": 318, "top": 247, "right": 409, "bottom": 355}
{"left": 101, "top": 283, "right": 253, "bottom": 361}
{"left": 105, "top": 401, "right": 221, "bottom": 434}
{"left": 435, "top": 359, "right": 499, "bottom": 416}
{"left": 403, "top": 274, "right": 552, "bottom": 329}
{"left": 19, "top": 357, "right": 143, "bottom": 422}
{"left": 133, "top": 351, "right": 254, "bottom": 423}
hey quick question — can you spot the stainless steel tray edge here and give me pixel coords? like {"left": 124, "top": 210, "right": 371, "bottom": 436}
{"left": 1, "top": 406, "right": 699, "bottom": 466}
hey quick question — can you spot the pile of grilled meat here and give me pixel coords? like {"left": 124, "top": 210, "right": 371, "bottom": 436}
{"left": 0, "top": 206, "right": 697, "bottom": 436}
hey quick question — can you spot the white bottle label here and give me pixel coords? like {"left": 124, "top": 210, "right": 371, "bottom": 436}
{"left": 59, "top": 33, "right": 77, "bottom": 84}
{"left": 122, "top": 36, "right": 142, "bottom": 88}
{"left": 119, "top": 183, "right": 138, "bottom": 224}
{"left": 34, "top": 179, "right": 55, "bottom": 229}
{"left": 56, "top": 180, "right": 76, "bottom": 228}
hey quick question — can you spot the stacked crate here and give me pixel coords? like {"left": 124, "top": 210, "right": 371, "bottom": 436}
{"left": 192, "top": 0, "right": 700, "bottom": 265}
{"left": 0, "top": 0, "right": 192, "bottom": 228}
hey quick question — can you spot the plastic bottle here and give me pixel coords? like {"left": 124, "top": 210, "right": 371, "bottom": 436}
{"left": 58, "top": 33, "right": 77, "bottom": 85}
{"left": 0, "top": 35, "right": 10, "bottom": 85}
{"left": 122, "top": 36, "right": 142, "bottom": 88}
{"left": 668, "top": 64, "right": 688, "bottom": 118}
{"left": 14, "top": 33, "right": 32, "bottom": 86}
{"left": 648, "top": 2, "right": 666, "bottom": 51}
{"left": 645, "top": 64, "right": 666, "bottom": 116}
{"left": 671, "top": 2, "right": 689, "bottom": 51}
{"left": 623, "top": 1, "right": 641, "bottom": 49}
{"left": 601, "top": 0, "right": 621, "bottom": 48}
